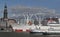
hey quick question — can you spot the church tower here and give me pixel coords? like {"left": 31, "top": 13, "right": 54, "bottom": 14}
{"left": 3, "top": 4, "right": 8, "bottom": 19}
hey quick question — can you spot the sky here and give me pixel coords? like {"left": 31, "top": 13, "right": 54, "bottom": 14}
{"left": 0, "top": 0, "right": 60, "bottom": 18}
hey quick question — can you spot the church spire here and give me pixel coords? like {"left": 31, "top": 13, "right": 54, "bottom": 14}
{"left": 3, "top": 4, "right": 8, "bottom": 19}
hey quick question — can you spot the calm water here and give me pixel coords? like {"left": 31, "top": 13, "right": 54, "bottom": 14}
{"left": 0, "top": 32, "right": 60, "bottom": 37}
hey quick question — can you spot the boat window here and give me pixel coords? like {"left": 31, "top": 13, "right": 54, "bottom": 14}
{"left": 49, "top": 23, "right": 59, "bottom": 24}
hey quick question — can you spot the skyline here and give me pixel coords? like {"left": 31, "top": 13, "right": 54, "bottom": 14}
{"left": 0, "top": 0, "right": 60, "bottom": 18}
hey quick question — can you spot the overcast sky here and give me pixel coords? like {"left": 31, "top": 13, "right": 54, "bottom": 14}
{"left": 0, "top": 0, "right": 60, "bottom": 18}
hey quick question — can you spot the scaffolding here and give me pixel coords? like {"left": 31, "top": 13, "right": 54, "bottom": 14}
{"left": 10, "top": 7, "right": 56, "bottom": 25}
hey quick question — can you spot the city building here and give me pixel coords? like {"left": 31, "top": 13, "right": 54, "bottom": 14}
{"left": 0, "top": 4, "right": 16, "bottom": 27}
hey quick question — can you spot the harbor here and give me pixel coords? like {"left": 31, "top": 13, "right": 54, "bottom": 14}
{"left": 0, "top": 0, "right": 60, "bottom": 37}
